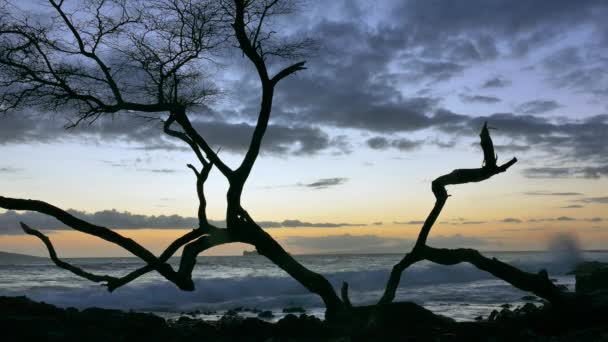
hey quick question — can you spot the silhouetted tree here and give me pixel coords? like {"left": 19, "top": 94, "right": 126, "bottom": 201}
{"left": 0, "top": 0, "right": 568, "bottom": 323}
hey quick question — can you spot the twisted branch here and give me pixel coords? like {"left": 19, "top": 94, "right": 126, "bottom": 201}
{"left": 379, "top": 123, "right": 565, "bottom": 305}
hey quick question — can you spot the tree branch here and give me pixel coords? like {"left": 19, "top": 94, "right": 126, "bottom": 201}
{"left": 107, "top": 227, "right": 209, "bottom": 291}
{"left": 421, "top": 246, "right": 567, "bottom": 303}
{"left": 20, "top": 222, "right": 118, "bottom": 284}
{"left": 171, "top": 109, "right": 234, "bottom": 178}
{"left": 271, "top": 60, "right": 306, "bottom": 85}
{"left": 379, "top": 123, "right": 523, "bottom": 305}
{"left": 0, "top": 196, "right": 191, "bottom": 290}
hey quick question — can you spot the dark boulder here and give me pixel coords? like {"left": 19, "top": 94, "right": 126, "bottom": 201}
{"left": 570, "top": 261, "right": 608, "bottom": 293}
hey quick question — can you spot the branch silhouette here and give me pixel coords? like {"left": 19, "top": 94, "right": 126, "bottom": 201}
{"left": 378, "top": 123, "right": 566, "bottom": 305}
{"left": 0, "top": 0, "right": 572, "bottom": 324}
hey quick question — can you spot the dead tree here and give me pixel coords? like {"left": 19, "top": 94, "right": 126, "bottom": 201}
{"left": 0, "top": 0, "right": 568, "bottom": 322}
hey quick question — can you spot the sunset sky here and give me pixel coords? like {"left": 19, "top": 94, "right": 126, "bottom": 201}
{"left": 0, "top": 0, "right": 607, "bottom": 257}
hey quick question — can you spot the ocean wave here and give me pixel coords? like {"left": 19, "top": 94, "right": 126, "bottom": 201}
{"left": 0, "top": 257, "right": 579, "bottom": 313}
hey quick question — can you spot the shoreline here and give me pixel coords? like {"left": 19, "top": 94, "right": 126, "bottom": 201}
{"left": 3, "top": 295, "right": 608, "bottom": 341}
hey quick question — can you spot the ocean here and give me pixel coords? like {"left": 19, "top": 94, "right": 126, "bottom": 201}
{"left": 1, "top": 250, "right": 606, "bottom": 322}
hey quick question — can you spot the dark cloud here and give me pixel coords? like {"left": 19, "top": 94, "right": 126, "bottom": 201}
{"left": 366, "top": 137, "right": 389, "bottom": 150}
{"left": 561, "top": 205, "right": 584, "bottom": 209}
{"left": 461, "top": 221, "right": 486, "bottom": 225}
{"left": 0, "top": 113, "right": 340, "bottom": 156}
{"left": 523, "top": 191, "right": 583, "bottom": 196}
{"left": 284, "top": 233, "right": 489, "bottom": 253}
{"left": 366, "top": 136, "right": 422, "bottom": 151}
{"left": 1, "top": 0, "right": 607, "bottom": 178}
{"left": 527, "top": 216, "right": 580, "bottom": 222}
{"left": 403, "top": 60, "right": 465, "bottom": 82}
{"left": 459, "top": 94, "right": 501, "bottom": 104}
{"left": 515, "top": 100, "right": 561, "bottom": 115}
{"left": 482, "top": 76, "right": 511, "bottom": 89}
{"left": 0, "top": 167, "right": 21, "bottom": 173}
{"left": 0, "top": 210, "right": 366, "bottom": 235}
{"left": 501, "top": 218, "right": 522, "bottom": 224}
{"left": 0, "top": 209, "right": 200, "bottom": 234}
{"left": 394, "top": 220, "right": 425, "bottom": 225}
{"left": 523, "top": 166, "right": 608, "bottom": 179}
{"left": 393, "top": 0, "right": 606, "bottom": 55}
{"left": 542, "top": 46, "right": 608, "bottom": 95}
{"left": 258, "top": 219, "right": 366, "bottom": 228}
{"left": 578, "top": 197, "right": 608, "bottom": 204}
{"left": 557, "top": 216, "right": 576, "bottom": 221}
{"left": 298, "top": 177, "right": 348, "bottom": 190}
{"left": 459, "top": 114, "right": 607, "bottom": 175}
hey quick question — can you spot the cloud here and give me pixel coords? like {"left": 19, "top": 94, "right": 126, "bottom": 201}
{"left": 366, "top": 137, "right": 422, "bottom": 151}
{"left": 501, "top": 218, "right": 522, "bottom": 223}
{"left": 0, "top": 167, "right": 21, "bottom": 173}
{"left": 394, "top": 220, "right": 425, "bottom": 225}
{"left": 1, "top": 0, "right": 607, "bottom": 181}
{"left": 482, "top": 76, "right": 511, "bottom": 88}
{"left": 284, "top": 233, "right": 489, "bottom": 253}
{"left": 0, "top": 113, "right": 340, "bottom": 156}
{"left": 523, "top": 191, "right": 583, "bottom": 196}
{"left": 556, "top": 216, "right": 576, "bottom": 221}
{"left": 459, "top": 94, "right": 501, "bottom": 104}
{"left": 561, "top": 205, "right": 584, "bottom": 209}
{"left": 146, "top": 169, "right": 178, "bottom": 174}
{"left": 258, "top": 219, "right": 366, "bottom": 228}
{"left": 0, "top": 210, "right": 366, "bottom": 234}
{"left": 578, "top": 197, "right": 608, "bottom": 204}
{"left": 523, "top": 166, "right": 608, "bottom": 179}
{"left": 515, "top": 100, "right": 561, "bottom": 115}
{"left": 298, "top": 177, "right": 348, "bottom": 190}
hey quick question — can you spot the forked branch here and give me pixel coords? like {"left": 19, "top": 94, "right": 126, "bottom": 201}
{"left": 379, "top": 123, "right": 566, "bottom": 305}
{"left": 20, "top": 222, "right": 118, "bottom": 284}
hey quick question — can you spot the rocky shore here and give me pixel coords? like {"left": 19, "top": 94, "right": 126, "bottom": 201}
{"left": 2, "top": 295, "right": 608, "bottom": 341}
{"left": 2, "top": 261, "right": 608, "bottom": 341}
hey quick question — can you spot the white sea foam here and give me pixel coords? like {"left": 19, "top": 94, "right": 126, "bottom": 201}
{"left": 0, "top": 251, "right": 605, "bottom": 320}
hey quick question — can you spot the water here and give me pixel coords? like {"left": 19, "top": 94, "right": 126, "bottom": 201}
{"left": 1, "top": 251, "right": 606, "bottom": 322}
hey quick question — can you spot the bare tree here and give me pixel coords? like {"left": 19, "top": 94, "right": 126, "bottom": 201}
{"left": 0, "top": 0, "right": 568, "bottom": 323}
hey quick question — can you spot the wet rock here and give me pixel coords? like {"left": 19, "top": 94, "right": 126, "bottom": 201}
{"left": 570, "top": 261, "right": 608, "bottom": 293}
{"left": 275, "top": 313, "right": 328, "bottom": 339}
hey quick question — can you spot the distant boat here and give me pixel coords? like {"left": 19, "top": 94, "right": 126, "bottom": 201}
{"left": 243, "top": 250, "right": 259, "bottom": 256}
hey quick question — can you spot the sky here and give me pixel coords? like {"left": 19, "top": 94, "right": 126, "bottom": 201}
{"left": 0, "top": 0, "right": 607, "bottom": 257}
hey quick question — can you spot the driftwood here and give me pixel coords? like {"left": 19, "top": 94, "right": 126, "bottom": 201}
{"left": 0, "top": 0, "right": 569, "bottom": 321}
{"left": 376, "top": 123, "right": 566, "bottom": 306}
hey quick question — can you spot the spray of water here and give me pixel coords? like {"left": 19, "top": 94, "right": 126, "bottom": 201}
{"left": 546, "top": 233, "right": 583, "bottom": 270}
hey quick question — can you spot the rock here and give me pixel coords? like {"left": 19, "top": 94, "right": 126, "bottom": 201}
{"left": 275, "top": 313, "right": 328, "bottom": 338}
{"left": 474, "top": 315, "right": 483, "bottom": 321}
{"left": 570, "top": 261, "right": 608, "bottom": 293}
{"left": 500, "top": 303, "right": 512, "bottom": 309}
